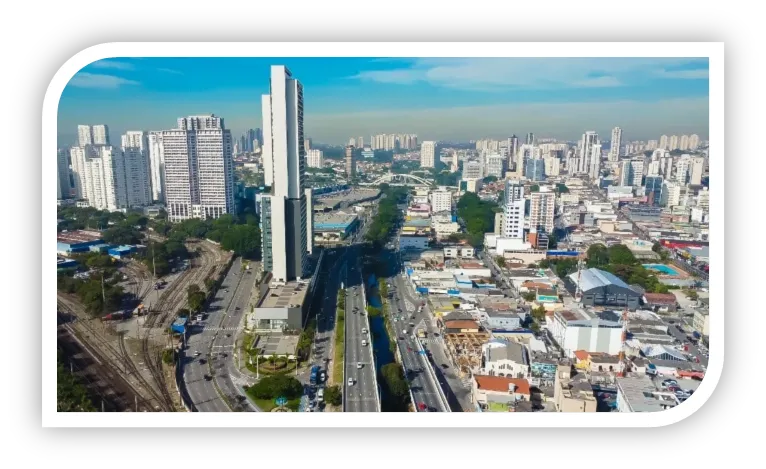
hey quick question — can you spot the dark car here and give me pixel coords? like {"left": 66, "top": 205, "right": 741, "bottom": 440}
{"left": 204, "top": 374, "right": 212, "bottom": 381}
{"left": 441, "top": 363, "right": 449, "bottom": 369}
{"left": 199, "top": 358, "right": 207, "bottom": 364}
{"left": 399, "top": 336, "right": 404, "bottom": 340}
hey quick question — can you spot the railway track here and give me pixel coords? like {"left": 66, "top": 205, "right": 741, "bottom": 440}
{"left": 57, "top": 297, "right": 163, "bottom": 411}
{"left": 135, "top": 239, "right": 222, "bottom": 411}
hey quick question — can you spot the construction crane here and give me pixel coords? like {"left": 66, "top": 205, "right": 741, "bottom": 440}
{"left": 617, "top": 308, "right": 630, "bottom": 377}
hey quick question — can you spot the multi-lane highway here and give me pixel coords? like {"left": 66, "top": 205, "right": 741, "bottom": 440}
{"left": 344, "top": 245, "right": 379, "bottom": 412}
{"left": 183, "top": 257, "right": 258, "bottom": 412}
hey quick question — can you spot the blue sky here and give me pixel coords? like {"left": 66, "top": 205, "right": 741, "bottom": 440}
{"left": 58, "top": 57, "right": 709, "bottom": 145}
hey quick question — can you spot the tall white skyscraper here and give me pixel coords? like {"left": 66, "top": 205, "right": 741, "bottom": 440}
{"left": 451, "top": 151, "right": 459, "bottom": 173}
{"left": 420, "top": 141, "right": 436, "bottom": 168}
{"left": 261, "top": 95, "right": 274, "bottom": 187}
{"left": 689, "top": 134, "right": 700, "bottom": 150}
{"left": 529, "top": 189, "right": 555, "bottom": 234}
{"left": 92, "top": 125, "right": 110, "bottom": 145}
{"left": 502, "top": 179, "right": 525, "bottom": 239}
{"left": 680, "top": 135, "right": 690, "bottom": 151}
{"left": 669, "top": 135, "right": 679, "bottom": 151}
{"left": 578, "top": 131, "right": 599, "bottom": 174}
{"left": 162, "top": 115, "right": 235, "bottom": 222}
{"left": 484, "top": 153, "right": 505, "bottom": 178}
{"left": 589, "top": 143, "right": 602, "bottom": 179}
{"left": 609, "top": 127, "right": 622, "bottom": 161}
{"left": 630, "top": 158, "right": 645, "bottom": 186}
{"left": 120, "top": 131, "right": 152, "bottom": 207}
{"left": 659, "top": 135, "right": 669, "bottom": 150}
{"left": 147, "top": 131, "right": 165, "bottom": 202}
{"left": 675, "top": 156, "right": 692, "bottom": 184}
{"left": 356, "top": 137, "right": 364, "bottom": 149}
{"left": 618, "top": 160, "right": 632, "bottom": 186}
{"left": 430, "top": 189, "right": 452, "bottom": 213}
{"left": 260, "top": 65, "right": 310, "bottom": 282}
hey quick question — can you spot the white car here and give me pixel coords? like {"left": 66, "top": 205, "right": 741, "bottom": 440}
{"left": 362, "top": 328, "right": 368, "bottom": 334}
{"left": 348, "top": 378, "right": 355, "bottom": 386}
{"left": 357, "top": 363, "right": 364, "bottom": 369}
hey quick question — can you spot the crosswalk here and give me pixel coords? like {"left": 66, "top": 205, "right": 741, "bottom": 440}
{"left": 198, "top": 326, "right": 240, "bottom": 332}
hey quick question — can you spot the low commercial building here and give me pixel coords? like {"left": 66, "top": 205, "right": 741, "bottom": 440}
{"left": 399, "top": 234, "right": 429, "bottom": 251}
{"left": 481, "top": 339, "right": 529, "bottom": 378}
{"left": 471, "top": 375, "right": 532, "bottom": 412}
{"left": 57, "top": 230, "right": 104, "bottom": 255}
{"left": 553, "top": 364, "right": 598, "bottom": 412}
{"left": 548, "top": 309, "right": 624, "bottom": 358}
{"left": 643, "top": 293, "right": 678, "bottom": 312}
{"left": 444, "top": 246, "right": 475, "bottom": 259}
{"left": 247, "top": 280, "right": 310, "bottom": 332}
{"left": 313, "top": 212, "right": 359, "bottom": 241}
{"left": 616, "top": 375, "right": 671, "bottom": 412}
{"left": 567, "top": 268, "right": 641, "bottom": 310}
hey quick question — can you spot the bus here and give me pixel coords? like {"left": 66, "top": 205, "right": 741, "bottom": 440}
{"left": 310, "top": 365, "right": 320, "bottom": 386}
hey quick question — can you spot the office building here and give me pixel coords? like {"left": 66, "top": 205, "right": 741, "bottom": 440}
{"left": 421, "top": 141, "right": 436, "bottom": 168}
{"left": 462, "top": 160, "right": 483, "bottom": 180}
{"left": 529, "top": 189, "right": 555, "bottom": 234}
{"left": 630, "top": 158, "right": 644, "bottom": 186}
{"left": 345, "top": 145, "right": 355, "bottom": 178}
{"left": 660, "top": 181, "right": 681, "bottom": 207}
{"left": 618, "top": 160, "right": 633, "bottom": 187}
{"left": 644, "top": 176, "right": 664, "bottom": 206}
{"left": 147, "top": 132, "right": 165, "bottom": 203}
{"left": 161, "top": 115, "right": 235, "bottom": 221}
{"left": 306, "top": 149, "right": 323, "bottom": 168}
{"left": 609, "top": 127, "right": 622, "bottom": 162}
{"left": 260, "top": 65, "right": 310, "bottom": 282}
{"left": 503, "top": 179, "right": 525, "bottom": 239}
{"left": 526, "top": 133, "right": 535, "bottom": 145}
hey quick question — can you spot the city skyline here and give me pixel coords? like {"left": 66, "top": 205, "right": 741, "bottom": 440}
{"left": 58, "top": 57, "right": 709, "bottom": 145}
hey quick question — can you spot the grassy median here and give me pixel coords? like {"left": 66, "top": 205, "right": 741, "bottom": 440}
{"left": 333, "top": 290, "right": 346, "bottom": 384}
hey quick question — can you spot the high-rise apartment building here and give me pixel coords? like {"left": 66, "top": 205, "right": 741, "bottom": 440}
{"left": 71, "top": 144, "right": 149, "bottom": 211}
{"left": 120, "top": 131, "right": 152, "bottom": 207}
{"left": 508, "top": 135, "right": 520, "bottom": 169}
{"left": 589, "top": 143, "right": 602, "bottom": 179}
{"left": 430, "top": 188, "right": 452, "bottom": 213}
{"left": 420, "top": 141, "right": 436, "bottom": 168}
{"left": 451, "top": 151, "right": 459, "bottom": 173}
{"left": 502, "top": 179, "right": 525, "bottom": 239}
{"left": 675, "top": 156, "right": 691, "bottom": 184}
{"left": 679, "top": 135, "right": 690, "bottom": 151}
{"left": 529, "top": 189, "right": 555, "bottom": 234}
{"left": 57, "top": 149, "right": 71, "bottom": 199}
{"left": 659, "top": 135, "right": 669, "bottom": 150}
{"left": 689, "top": 134, "right": 700, "bottom": 151}
{"left": 690, "top": 156, "right": 705, "bottom": 185}
{"left": 618, "top": 160, "right": 633, "bottom": 187}
{"left": 462, "top": 160, "right": 483, "bottom": 180}
{"left": 260, "top": 65, "right": 310, "bottom": 282}
{"left": 661, "top": 181, "right": 681, "bottom": 207}
{"left": 578, "top": 131, "right": 599, "bottom": 174}
{"left": 162, "top": 115, "right": 235, "bottom": 222}
{"left": 484, "top": 153, "right": 505, "bottom": 178}
{"left": 669, "top": 135, "right": 679, "bottom": 151}
{"left": 356, "top": 137, "right": 364, "bottom": 149}
{"left": 659, "top": 156, "right": 674, "bottom": 179}
{"left": 526, "top": 133, "right": 535, "bottom": 145}
{"left": 543, "top": 155, "right": 560, "bottom": 176}
{"left": 644, "top": 176, "right": 664, "bottom": 206}
{"left": 307, "top": 149, "right": 324, "bottom": 168}
{"left": 630, "top": 158, "right": 644, "bottom": 186}
{"left": 77, "top": 124, "right": 109, "bottom": 146}
{"left": 525, "top": 158, "right": 545, "bottom": 181}
{"left": 345, "top": 145, "right": 355, "bottom": 178}
{"left": 609, "top": 127, "right": 622, "bottom": 162}
{"left": 147, "top": 132, "right": 165, "bottom": 202}
{"left": 646, "top": 140, "right": 658, "bottom": 151}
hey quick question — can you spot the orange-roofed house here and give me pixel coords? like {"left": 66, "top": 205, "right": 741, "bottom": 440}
{"left": 443, "top": 320, "right": 480, "bottom": 333}
{"left": 471, "top": 375, "right": 532, "bottom": 412}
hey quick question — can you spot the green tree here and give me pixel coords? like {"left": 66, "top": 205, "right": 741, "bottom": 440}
{"left": 495, "top": 256, "right": 506, "bottom": 268}
{"left": 607, "top": 244, "right": 638, "bottom": 265}
{"left": 324, "top": 385, "right": 342, "bottom": 406}
{"left": 247, "top": 374, "right": 303, "bottom": 400}
{"left": 57, "top": 351, "right": 97, "bottom": 412}
{"left": 586, "top": 244, "right": 609, "bottom": 267}
{"left": 530, "top": 184, "right": 540, "bottom": 192}
{"left": 187, "top": 284, "right": 206, "bottom": 312}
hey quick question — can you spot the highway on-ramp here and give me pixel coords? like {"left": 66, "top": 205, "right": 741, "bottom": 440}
{"left": 344, "top": 245, "right": 379, "bottom": 412}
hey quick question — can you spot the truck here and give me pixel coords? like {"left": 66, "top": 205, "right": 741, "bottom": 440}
{"left": 416, "top": 328, "right": 426, "bottom": 339}
{"left": 310, "top": 365, "right": 320, "bottom": 385}
{"left": 692, "top": 331, "right": 701, "bottom": 340}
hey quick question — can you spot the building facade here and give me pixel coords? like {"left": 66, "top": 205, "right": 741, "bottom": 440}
{"left": 529, "top": 189, "right": 555, "bottom": 234}
{"left": 420, "top": 141, "right": 436, "bottom": 168}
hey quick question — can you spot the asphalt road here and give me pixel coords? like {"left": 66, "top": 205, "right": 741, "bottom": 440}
{"left": 183, "top": 257, "right": 257, "bottom": 412}
{"left": 344, "top": 246, "right": 379, "bottom": 412}
{"left": 665, "top": 319, "right": 709, "bottom": 369}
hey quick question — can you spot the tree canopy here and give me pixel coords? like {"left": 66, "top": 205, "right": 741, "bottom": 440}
{"left": 457, "top": 192, "right": 498, "bottom": 247}
{"left": 246, "top": 374, "right": 303, "bottom": 400}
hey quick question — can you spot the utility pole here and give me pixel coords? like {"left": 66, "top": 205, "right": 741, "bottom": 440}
{"left": 135, "top": 395, "right": 138, "bottom": 412}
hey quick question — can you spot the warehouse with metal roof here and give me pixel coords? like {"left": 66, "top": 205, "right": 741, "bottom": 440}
{"left": 567, "top": 268, "right": 641, "bottom": 310}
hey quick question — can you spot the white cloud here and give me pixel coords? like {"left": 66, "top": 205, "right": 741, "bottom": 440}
{"left": 157, "top": 67, "right": 183, "bottom": 75}
{"left": 351, "top": 58, "right": 708, "bottom": 91}
{"left": 89, "top": 60, "right": 135, "bottom": 71}
{"left": 68, "top": 73, "right": 140, "bottom": 89}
